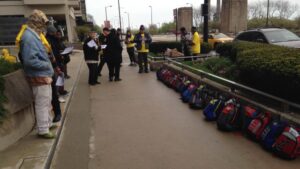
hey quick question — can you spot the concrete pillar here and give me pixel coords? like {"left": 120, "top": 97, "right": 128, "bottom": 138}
{"left": 176, "top": 7, "right": 193, "bottom": 32}
{"left": 220, "top": 0, "right": 247, "bottom": 34}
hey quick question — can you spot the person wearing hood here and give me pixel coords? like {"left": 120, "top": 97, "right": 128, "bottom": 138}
{"left": 104, "top": 29, "right": 123, "bottom": 81}
{"left": 17, "top": 10, "right": 55, "bottom": 139}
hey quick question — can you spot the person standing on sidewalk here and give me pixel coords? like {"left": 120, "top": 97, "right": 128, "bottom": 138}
{"left": 125, "top": 29, "right": 137, "bottom": 66}
{"left": 190, "top": 26, "right": 201, "bottom": 56}
{"left": 46, "top": 25, "right": 64, "bottom": 123}
{"left": 98, "top": 27, "right": 110, "bottom": 76}
{"left": 134, "top": 25, "right": 152, "bottom": 73}
{"left": 180, "top": 27, "right": 191, "bottom": 58}
{"left": 83, "top": 31, "right": 100, "bottom": 86}
{"left": 105, "top": 29, "right": 123, "bottom": 81}
{"left": 17, "top": 10, "right": 55, "bottom": 138}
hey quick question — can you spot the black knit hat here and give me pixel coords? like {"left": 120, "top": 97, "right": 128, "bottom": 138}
{"left": 103, "top": 27, "right": 110, "bottom": 32}
{"left": 140, "top": 25, "right": 145, "bottom": 30}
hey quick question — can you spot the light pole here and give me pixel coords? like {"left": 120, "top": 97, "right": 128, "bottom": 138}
{"left": 105, "top": 5, "right": 112, "bottom": 21}
{"left": 117, "top": 0, "right": 122, "bottom": 32}
{"left": 124, "top": 12, "right": 130, "bottom": 29}
{"left": 266, "top": 0, "right": 270, "bottom": 27}
{"left": 149, "top": 5, "right": 153, "bottom": 26}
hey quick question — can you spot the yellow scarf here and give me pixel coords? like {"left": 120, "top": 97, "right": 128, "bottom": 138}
{"left": 16, "top": 24, "right": 52, "bottom": 53}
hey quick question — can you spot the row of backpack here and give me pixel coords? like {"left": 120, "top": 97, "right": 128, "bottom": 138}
{"left": 157, "top": 67, "right": 300, "bottom": 160}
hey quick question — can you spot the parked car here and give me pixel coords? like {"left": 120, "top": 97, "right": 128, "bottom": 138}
{"left": 201, "top": 33, "right": 233, "bottom": 49}
{"left": 234, "top": 28, "right": 300, "bottom": 48}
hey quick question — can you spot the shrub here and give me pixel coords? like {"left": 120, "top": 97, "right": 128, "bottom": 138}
{"left": 184, "top": 57, "right": 238, "bottom": 80}
{"left": 201, "top": 42, "right": 213, "bottom": 54}
{"left": 216, "top": 41, "right": 300, "bottom": 102}
{"left": 0, "top": 59, "right": 21, "bottom": 123}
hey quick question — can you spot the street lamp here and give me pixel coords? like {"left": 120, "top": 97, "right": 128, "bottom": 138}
{"left": 124, "top": 12, "right": 130, "bottom": 29}
{"left": 266, "top": 0, "right": 270, "bottom": 27}
{"left": 149, "top": 5, "right": 153, "bottom": 26}
{"left": 105, "top": 5, "right": 112, "bottom": 21}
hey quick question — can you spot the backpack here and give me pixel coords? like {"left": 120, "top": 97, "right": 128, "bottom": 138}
{"left": 241, "top": 106, "right": 260, "bottom": 132}
{"left": 217, "top": 99, "right": 242, "bottom": 131}
{"left": 261, "top": 121, "right": 287, "bottom": 151}
{"left": 176, "top": 78, "right": 190, "bottom": 93}
{"left": 189, "top": 86, "right": 206, "bottom": 109}
{"left": 246, "top": 112, "right": 272, "bottom": 141}
{"left": 273, "top": 126, "right": 300, "bottom": 160}
{"left": 203, "top": 98, "right": 225, "bottom": 121}
{"left": 181, "top": 83, "right": 197, "bottom": 103}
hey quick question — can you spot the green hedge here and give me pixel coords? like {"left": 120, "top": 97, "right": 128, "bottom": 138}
{"left": 216, "top": 41, "right": 300, "bottom": 102}
{"left": 0, "top": 59, "right": 21, "bottom": 123}
{"left": 149, "top": 41, "right": 212, "bottom": 55}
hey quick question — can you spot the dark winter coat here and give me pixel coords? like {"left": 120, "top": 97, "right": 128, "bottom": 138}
{"left": 104, "top": 33, "right": 123, "bottom": 64}
{"left": 83, "top": 37, "right": 100, "bottom": 61}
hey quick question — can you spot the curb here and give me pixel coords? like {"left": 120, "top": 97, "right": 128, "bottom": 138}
{"left": 44, "top": 55, "right": 84, "bottom": 169}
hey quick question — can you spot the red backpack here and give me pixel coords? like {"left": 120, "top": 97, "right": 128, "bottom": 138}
{"left": 273, "top": 126, "right": 300, "bottom": 160}
{"left": 247, "top": 112, "right": 272, "bottom": 141}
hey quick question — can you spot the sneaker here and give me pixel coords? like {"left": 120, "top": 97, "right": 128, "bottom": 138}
{"left": 109, "top": 78, "right": 113, "bottom": 82}
{"left": 96, "top": 81, "right": 101, "bottom": 85}
{"left": 59, "top": 90, "right": 69, "bottom": 96}
{"left": 38, "top": 132, "right": 56, "bottom": 139}
{"left": 115, "top": 78, "right": 122, "bottom": 82}
{"left": 138, "top": 70, "right": 143, "bottom": 74}
{"left": 59, "top": 97, "right": 66, "bottom": 103}
{"left": 145, "top": 70, "right": 149, "bottom": 73}
{"left": 50, "top": 124, "right": 58, "bottom": 130}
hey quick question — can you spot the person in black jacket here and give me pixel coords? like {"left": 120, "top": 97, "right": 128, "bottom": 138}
{"left": 97, "top": 27, "right": 110, "bottom": 76}
{"left": 83, "top": 31, "right": 100, "bottom": 85}
{"left": 134, "top": 25, "right": 152, "bottom": 73}
{"left": 46, "top": 25, "right": 62, "bottom": 123}
{"left": 104, "top": 29, "right": 123, "bottom": 82}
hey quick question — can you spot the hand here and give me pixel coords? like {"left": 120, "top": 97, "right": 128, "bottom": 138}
{"left": 45, "top": 77, "right": 53, "bottom": 84}
{"left": 55, "top": 67, "right": 63, "bottom": 75}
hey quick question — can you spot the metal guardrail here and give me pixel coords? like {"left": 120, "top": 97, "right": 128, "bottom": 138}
{"left": 164, "top": 57, "right": 300, "bottom": 114}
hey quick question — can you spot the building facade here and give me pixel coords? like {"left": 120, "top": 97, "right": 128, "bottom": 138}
{"left": 0, "top": 0, "right": 87, "bottom": 44}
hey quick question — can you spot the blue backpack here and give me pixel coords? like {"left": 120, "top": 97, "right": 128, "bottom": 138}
{"left": 181, "top": 84, "right": 197, "bottom": 103}
{"left": 189, "top": 86, "right": 206, "bottom": 109}
{"left": 203, "top": 99, "right": 225, "bottom": 121}
{"left": 261, "top": 121, "right": 287, "bottom": 151}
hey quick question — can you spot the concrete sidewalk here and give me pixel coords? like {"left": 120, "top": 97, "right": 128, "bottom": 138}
{"left": 0, "top": 50, "right": 84, "bottom": 169}
{"left": 51, "top": 50, "right": 300, "bottom": 169}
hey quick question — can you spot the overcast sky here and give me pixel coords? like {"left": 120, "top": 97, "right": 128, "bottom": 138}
{"left": 86, "top": 0, "right": 300, "bottom": 29}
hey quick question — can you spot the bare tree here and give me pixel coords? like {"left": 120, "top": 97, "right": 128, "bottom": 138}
{"left": 193, "top": 6, "right": 202, "bottom": 28}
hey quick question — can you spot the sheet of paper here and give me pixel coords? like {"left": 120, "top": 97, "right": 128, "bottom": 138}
{"left": 87, "top": 40, "right": 97, "bottom": 48}
{"left": 101, "top": 45, "right": 107, "bottom": 49}
{"left": 56, "top": 75, "right": 64, "bottom": 86}
{"left": 60, "top": 47, "right": 74, "bottom": 55}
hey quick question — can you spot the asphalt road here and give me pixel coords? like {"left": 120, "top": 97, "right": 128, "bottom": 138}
{"left": 51, "top": 52, "right": 300, "bottom": 169}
